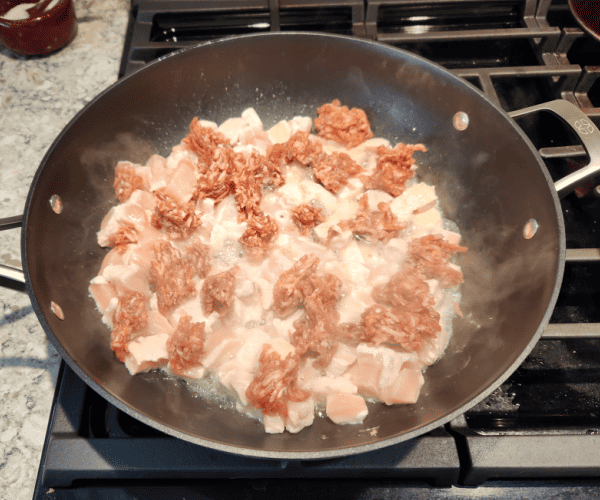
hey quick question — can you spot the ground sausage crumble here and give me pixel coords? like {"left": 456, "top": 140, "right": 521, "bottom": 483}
{"left": 331, "top": 193, "right": 407, "bottom": 244}
{"left": 201, "top": 266, "right": 238, "bottom": 317}
{"left": 150, "top": 241, "right": 200, "bottom": 315}
{"left": 362, "top": 143, "right": 427, "bottom": 197}
{"left": 408, "top": 234, "right": 468, "bottom": 286}
{"left": 291, "top": 204, "right": 325, "bottom": 235}
{"left": 312, "top": 151, "right": 362, "bottom": 193}
{"left": 151, "top": 193, "right": 202, "bottom": 240}
{"left": 113, "top": 162, "right": 145, "bottom": 203}
{"left": 246, "top": 346, "right": 310, "bottom": 417}
{"left": 167, "top": 315, "right": 206, "bottom": 375}
{"left": 314, "top": 99, "right": 374, "bottom": 148}
{"left": 111, "top": 290, "right": 148, "bottom": 361}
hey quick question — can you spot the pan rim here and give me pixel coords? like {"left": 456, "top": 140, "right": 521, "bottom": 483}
{"left": 567, "top": 0, "right": 600, "bottom": 42}
{"left": 21, "top": 31, "right": 566, "bottom": 459}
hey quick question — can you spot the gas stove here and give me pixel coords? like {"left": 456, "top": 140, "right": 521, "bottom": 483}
{"left": 34, "top": 0, "right": 600, "bottom": 498}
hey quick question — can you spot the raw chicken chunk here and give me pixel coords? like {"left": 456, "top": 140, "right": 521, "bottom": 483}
{"left": 326, "top": 394, "right": 369, "bottom": 425}
{"left": 125, "top": 333, "right": 169, "bottom": 375}
{"left": 89, "top": 276, "right": 118, "bottom": 315}
{"left": 389, "top": 182, "right": 438, "bottom": 221}
{"left": 102, "top": 264, "right": 150, "bottom": 297}
{"left": 286, "top": 397, "right": 315, "bottom": 434}
{"left": 163, "top": 159, "right": 197, "bottom": 205}
{"left": 308, "top": 376, "right": 357, "bottom": 401}
{"left": 349, "top": 344, "right": 424, "bottom": 405}
{"left": 264, "top": 415, "right": 286, "bottom": 434}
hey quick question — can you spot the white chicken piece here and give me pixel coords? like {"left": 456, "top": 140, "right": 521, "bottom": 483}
{"left": 264, "top": 415, "right": 286, "bottom": 434}
{"left": 326, "top": 394, "right": 369, "bottom": 425}
{"left": 325, "top": 344, "right": 358, "bottom": 378}
{"left": 313, "top": 198, "right": 360, "bottom": 242}
{"left": 146, "top": 154, "right": 171, "bottom": 192}
{"left": 289, "top": 116, "right": 312, "bottom": 134}
{"left": 97, "top": 200, "right": 147, "bottom": 248}
{"left": 277, "top": 183, "right": 304, "bottom": 207}
{"left": 365, "top": 189, "right": 394, "bottom": 210}
{"left": 336, "top": 177, "right": 365, "bottom": 202}
{"left": 349, "top": 344, "right": 425, "bottom": 405}
{"left": 441, "top": 229, "right": 462, "bottom": 246}
{"left": 102, "top": 297, "right": 119, "bottom": 328}
{"left": 125, "top": 333, "right": 169, "bottom": 375}
{"left": 272, "top": 310, "right": 303, "bottom": 342}
{"left": 389, "top": 183, "right": 438, "bottom": 221}
{"left": 340, "top": 241, "right": 370, "bottom": 286}
{"left": 201, "top": 337, "right": 243, "bottom": 371}
{"left": 163, "top": 159, "right": 197, "bottom": 205}
{"left": 299, "top": 180, "right": 338, "bottom": 213}
{"left": 284, "top": 164, "right": 313, "bottom": 185}
{"left": 198, "top": 119, "right": 218, "bottom": 130}
{"left": 308, "top": 376, "right": 358, "bottom": 402}
{"left": 267, "top": 120, "right": 292, "bottom": 144}
{"left": 88, "top": 276, "right": 117, "bottom": 316}
{"left": 218, "top": 107, "right": 264, "bottom": 145}
{"left": 286, "top": 397, "right": 315, "bottom": 434}
{"left": 102, "top": 264, "right": 150, "bottom": 297}
{"left": 412, "top": 208, "right": 443, "bottom": 230}
{"left": 168, "top": 299, "right": 218, "bottom": 331}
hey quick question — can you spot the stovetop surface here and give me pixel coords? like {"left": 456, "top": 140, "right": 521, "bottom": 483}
{"left": 33, "top": 0, "right": 600, "bottom": 498}
{"left": 32, "top": 363, "right": 600, "bottom": 499}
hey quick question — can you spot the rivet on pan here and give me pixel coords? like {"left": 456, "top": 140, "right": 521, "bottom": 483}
{"left": 50, "top": 195, "right": 63, "bottom": 214}
{"left": 51, "top": 301, "right": 64, "bottom": 320}
{"left": 453, "top": 112, "right": 469, "bottom": 131}
{"left": 523, "top": 218, "right": 538, "bottom": 239}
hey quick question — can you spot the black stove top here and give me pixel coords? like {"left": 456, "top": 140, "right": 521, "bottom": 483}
{"left": 34, "top": 0, "right": 600, "bottom": 498}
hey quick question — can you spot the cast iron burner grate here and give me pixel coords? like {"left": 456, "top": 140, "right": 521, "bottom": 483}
{"left": 34, "top": 0, "right": 600, "bottom": 498}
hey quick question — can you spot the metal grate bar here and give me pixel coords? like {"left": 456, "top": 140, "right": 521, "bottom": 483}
{"left": 542, "top": 323, "right": 600, "bottom": 339}
{"left": 575, "top": 66, "right": 600, "bottom": 110}
{"left": 535, "top": 0, "right": 552, "bottom": 19}
{"left": 451, "top": 64, "right": 582, "bottom": 107}
{"left": 556, "top": 27, "right": 585, "bottom": 55}
{"left": 575, "top": 66, "right": 600, "bottom": 95}
{"left": 457, "top": 432, "right": 600, "bottom": 485}
{"left": 566, "top": 248, "right": 600, "bottom": 262}
{"left": 130, "top": 41, "right": 203, "bottom": 51}
{"left": 449, "top": 414, "right": 600, "bottom": 486}
{"left": 479, "top": 74, "right": 501, "bottom": 106}
{"left": 270, "top": 0, "right": 280, "bottom": 30}
{"left": 539, "top": 145, "right": 587, "bottom": 158}
{"left": 132, "top": 0, "right": 266, "bottom": 7}
{"left": 451, "top": 64, "right": 581, "bottom": 78}
{"left": 366, "top": 0, "right": 538, "bottom": 37}
{"left": 377, "top": 26, "right": 560, "bottom": 42}
{"left": 136, "top": 0, "right": 268, "bottom": 19}
{"left": 279, "top": 0, "right": 366, "bottom": 36}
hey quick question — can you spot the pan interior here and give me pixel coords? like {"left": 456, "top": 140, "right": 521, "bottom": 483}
{"left": 24, "top": 33, "right": 563, "bottom": 457}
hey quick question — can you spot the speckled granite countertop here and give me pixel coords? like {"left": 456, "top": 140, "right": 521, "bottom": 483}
{"left": 0, "top": 2, "right": 128, "bottom": 497}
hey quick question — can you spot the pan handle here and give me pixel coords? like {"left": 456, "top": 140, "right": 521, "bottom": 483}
{"left": 0, "top": 215, "right": 27, "bottom": 293}
{"left": 509, "top": 99, "right": 600, "bottom": 198}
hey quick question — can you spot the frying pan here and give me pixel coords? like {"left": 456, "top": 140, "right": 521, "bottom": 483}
{"left": 2, "top": 33, "right": 600, "bottom": 459}
{"left": 568, "top": 0, "right": 600, "bottom": 43}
